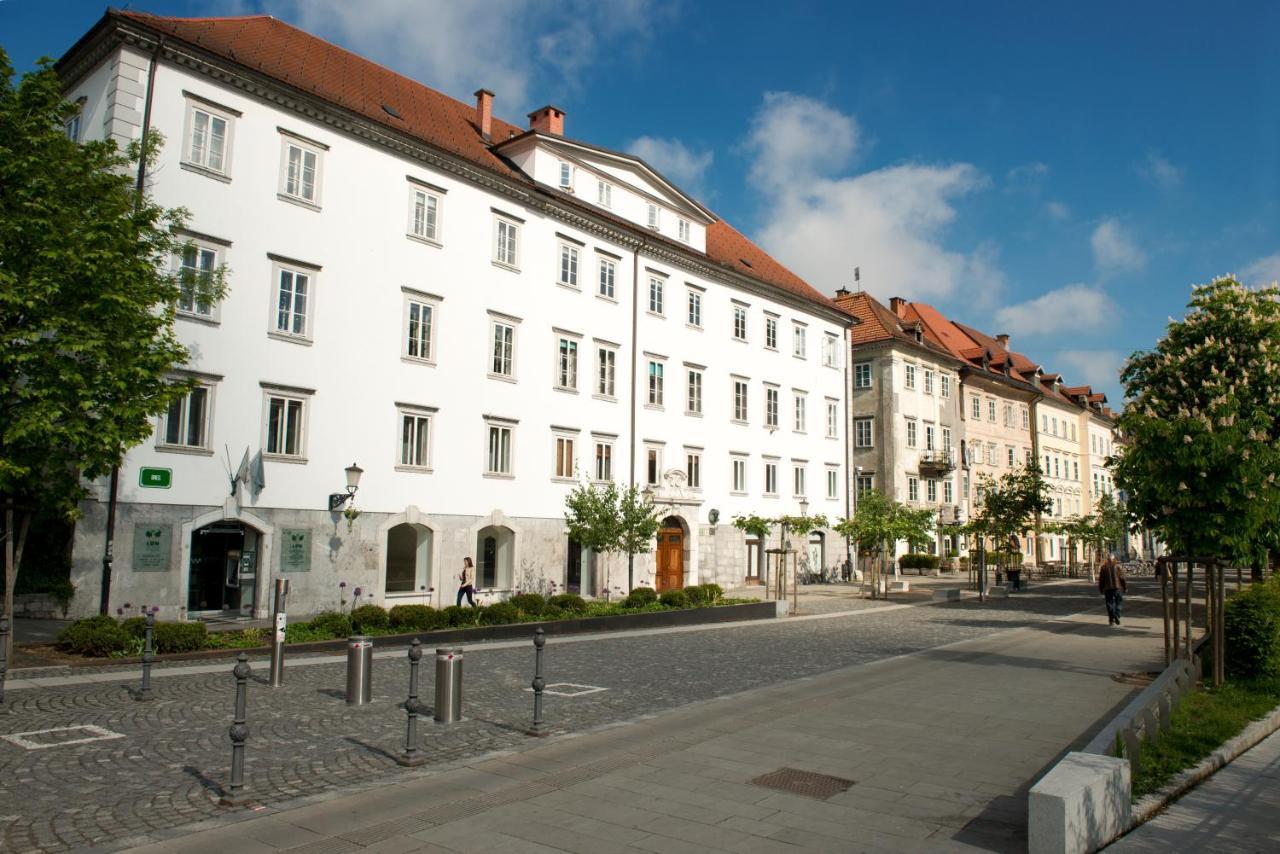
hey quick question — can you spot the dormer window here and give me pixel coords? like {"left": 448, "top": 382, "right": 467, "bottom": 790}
{"left": 678, "top": 218, "right": 690, "bottom": 242}
{"left": 558, "top": 162, "right": 572, "bottom": 191}
{"left": 647, "top": 204, "right": 660, "bottom": 230}
{"left": 597, "top": 181, "right": 611, "bottom": 207}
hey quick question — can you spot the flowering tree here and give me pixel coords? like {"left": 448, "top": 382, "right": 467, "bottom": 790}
{"left": 1113, "top": 277, "right": 1280, "bottom": 560}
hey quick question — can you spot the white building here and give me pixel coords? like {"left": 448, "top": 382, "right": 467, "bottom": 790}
{"left": 57, "top": 11, "right": 853, "bottom": 621}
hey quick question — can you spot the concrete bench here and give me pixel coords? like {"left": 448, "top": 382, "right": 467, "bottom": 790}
{"left": 1029, "top": 752, "right": 1130, "bottom": 854}
{"left": 987, "top": 585, "right": 1009, "bottom": 598}
{"left": 932, "top": 588, "right": 962, "bottom": 601}
{"left": 888, "top": 580, "right": 910, "bottom": 593}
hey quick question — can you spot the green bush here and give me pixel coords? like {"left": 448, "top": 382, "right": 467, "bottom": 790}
{"left": 508, "top": 593, "right": 547, "bottom": 617}
{"left": 350, "top": 604, "right": 390, "bottom": 633}
{"left": 624, "top": 586, "right": 658, "bottom": 608}
{"left": 480, "top": 602, "right": 519, "bottom": 626}
{"left": 686, "top": 583, "right": 724, "bottom": 607}
{"left": 153, "top": 621, "right": 208, "bottom": 654}
{"left": 1225, "top": 584, "right": 1280, "bottom": 679}
{"left": 659, "top": 589, "right": 690, "bottom": 609}
{"left": 389, "top": 604, "right": 439, "bottom": 631}
{"left": 120, "top": 616, "right": 148, "bottom": 640}
{"left": 441, "top": 605, "right": 479, "bottom": 628}
{"left": 541, "top": 604, "right": 566, "bottom": 620}
{"left": 57, "top": 615, "right": 128, "bottom": 657}
{"left": 284, "top": 623, "right": 333, "bottom": 644}
{"left": 549, "top": 593, "right": 587, "bottom": 614}
{"left": 308, "top": 611, "right": 353, "bottom": 639}
{"left": 899, "top": 554, "right": 940, "bottom": 571}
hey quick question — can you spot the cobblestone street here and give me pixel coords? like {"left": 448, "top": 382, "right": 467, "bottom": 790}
{"left": 1, "top": 581, "right": 1125, "bottom": 852}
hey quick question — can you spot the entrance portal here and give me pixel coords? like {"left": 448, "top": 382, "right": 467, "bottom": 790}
{"left": 188, "top": 522, "right": 258, "bottom": 616}
{"left": 656, "top": 517, "right": 686, "bottom": 592}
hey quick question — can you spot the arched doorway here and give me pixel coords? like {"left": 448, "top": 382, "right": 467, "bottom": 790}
{"left": 188, "top": 521, "right": 260, "bottom": 616}
{"left": 385, "top": 523, "right": 433, "bottom": 598}
{"left": 656, "top": 516, "right": 686, "bottom": 592}
{"left": 476, "top": 525, "right": 514, "bottom": 590}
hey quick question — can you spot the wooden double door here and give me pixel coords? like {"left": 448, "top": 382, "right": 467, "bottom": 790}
{"left": 655, "top": 523, "right": 685, "bottom": 592}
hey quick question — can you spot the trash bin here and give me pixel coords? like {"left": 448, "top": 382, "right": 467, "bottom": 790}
{"left": 434, "top": 647, "right": 463, "bottom": 723}
{"left": 345, "top": 635, "right": 373, "bottom": 705}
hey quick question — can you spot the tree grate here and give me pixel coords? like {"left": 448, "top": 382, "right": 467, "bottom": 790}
{"left": 749, "top": 767, "right": 854, "bottom": 800}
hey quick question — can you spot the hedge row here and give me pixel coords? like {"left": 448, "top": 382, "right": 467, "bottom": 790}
{"left": 898, "top": 554, "right": 940, "bottom": 570}
{"left": 1225, "top": 575, "right": 1280, "bottom": 679}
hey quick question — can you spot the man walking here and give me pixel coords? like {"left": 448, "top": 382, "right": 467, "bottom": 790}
{"left": 1098, "top": 554, "right": 1127, "bottom": 625}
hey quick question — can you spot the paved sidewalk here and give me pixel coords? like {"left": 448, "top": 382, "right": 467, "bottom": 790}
{"left": 121, "top": 589, "right": 1164, "bottom": 853}
{"left": 1107, "top": 728, "right": 1280, "bottom": 853}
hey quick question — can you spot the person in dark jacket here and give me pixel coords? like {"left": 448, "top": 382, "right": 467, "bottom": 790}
{"left": 1098, "top": 555, "right": 1127, "bottom": 625}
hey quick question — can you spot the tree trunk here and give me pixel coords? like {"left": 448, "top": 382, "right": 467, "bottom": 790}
{"left": 5, "top": 504, "right": 32, "bottom": 668}
{"left": 1251, "top": 552, "right": 1264, "bottom": 583}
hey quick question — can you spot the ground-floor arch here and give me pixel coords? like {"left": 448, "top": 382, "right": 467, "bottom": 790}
{"left": 656, "top": 515, "right": 688, "bottom": 592}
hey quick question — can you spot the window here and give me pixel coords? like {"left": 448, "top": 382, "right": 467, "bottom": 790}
{"left": 159, "top": 384, "right": 211, "bottom": 450}
{"left": 1022, "top": 406, "right": 1030, "bottom": 429}
{"left": 733, "top": 305, "right": 748, "bottom": 341}
{"left": 1052, "top": 416, "right": 1059, "bottom": 436}
{"left": 822, "top": 334, "right": 839, "bottom": 368}
{"left": 925, "top": 424, "right": 936, "bottom": 451}
{"left": 678, "top": 218, "right": 691, "bottom": 242}
{"left": 855, "top": 417, "right": 873, "bottom": 448}
{"left": 765, "top": 316, "right": 778, "bottom": 350}
{"left": 826, "top": 400, "right": 839, "bottom": 439}
{"left": 486, "top": 423, "right": 513, "bottom": 475}
{"left": 854, "top": 362, "right": 872, "bottom": 388}
{"left": 556, "top": 336, "right": 579, "bottom": 390}
{"left": 944, "top": 479, "right": 953, "bottom": 504}
{"left": 687, "top": 290, "right": 702, "bottom": 327}
{"left": 403, "top": 294, "right": 436, "bottom": 362}
{"left": 186, "top": 101, "right": 232, "bottom": 175}
{"left": 280, "top": 136, "right": 321, "bottom": 205}
{"left": 558, "top": 243, "right": 579, "bottom": 288}
{"left": 1026, "top": 448, "right": 1033, "bottom": 464}
{"left": 646, "top": 446, "right": 661, "bottom": 485}
{"left": 793, "top": 324, "right": 807, "bottom": 358}
{"left": 732, "top": 456, "right": 747, "bottom": 493}
{"left": 558, "top": 162, "right": 572, "bottom": 190}
{"left": 988, "top": 399, "right": 997, "bottom": 422}
{"left": 686, "top": 368, "right": 703, "bottom": 415}
{"left": 1007, "top": 446, "right": 1016, "bottom": 467}
{"left": 942, "top": 427, "right": 952, "bottom": 452}
{"left": 1042, "top": 414, "right": 1049, "bottom": 432}
{"left": 647, "top": 360, "right": 664, "bottom": 406}
{"left": 596, "top": 346, "right": 616, "bottom": 397}
{"left": 927, "top": 479, "right": 937, "bottom": 502}
{"left": 176, "top": 241, "right": 219, "bottom": 318}
{"left": 598, "top": 257, "right": 616, "bottom": 299}
{"left": 1003, "top": 403, "right": 1013, "bottom": 427}
{"left": 987, "top": 444, "right": 996, "bottom": 465}
{"left": 941, "top": 375, "right": 951, "bottom": 398}
{"left": 594, "top": 440, "right": 613, "bottom": 481}
{"left": 733, "top": 379, "right": 749, "bottom": 422}
{"left": 489, "top": 319, "right": 516, "bottom": 378}
{"left": 924, "top": 369, "right": 934, "bottom": 395}
{"left": 273, "top": 264, "right": 313, "bottom": 340}
{"left": 597, "top": 181, "right": 612, "bottom": 207}
{"left": 971, "top": 395, "right": 981, "bottom": 419}
{"left": 827, "top": 468, "right": 839, "bottom": 499}
{"left": 648, "top": 277, "right": 664, "bottom": 315}
{"left": 384, "top": 523, "right": 433, "bottom": 597}
{"left": 408, "top": 188, "right": 440, "bottom": 242}
{"left": 494, "top": 216, "right": 520, "bottom": 268}
{"left": 793, "top": 393, "right": 807, "bottom": 432}
{"left": 908, "top": 476, "right": 919, "bottom": 502}
{"left": 553, "top": 435, "right": 575, "bottom": 479}
{"left": 1071, "top": 423, "right": 1077, "bottom": 442}
{"left": 765, "top": 386, "right": 779, "bottom": 428}
{"left": 906, "top": 419, "right": 917, "bottom": 448}
{"left": 398, "top": 409, "right": 433, "bottom": 469}
{"left": 265, "top": 392, "right": 306, "bottom": 458}
{"left": 1044, "top": 454, "right": 1051, "bottom": 473}
{"left": 905, "top": 364, "right": 917, "bottom": 389}
{"left": 793, "top": 465, "right": 806, "bottom": 497}
{"left": 647, "top": 204, "right": 659, "bottom": 229}
{"left": 686, "top": 451, "right": 701, "bottom": 488}
{"left": 65, "top": 111, "right": 82, "bottom": 143}
{"left": 1073, "top": 460, "right": 1080, "bottom": 480}
{"left": 764, "top": 461, "right": 779, "bottom": 496}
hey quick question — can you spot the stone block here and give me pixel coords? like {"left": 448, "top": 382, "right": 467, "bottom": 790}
{"left": 932, "top": 588, "right": 962, "bottom": 601}
{"left": 1139, "top": 708, "right": 1160, "bottom": 744}
{"left": 1157, "top": 694, "right": 1173, "bottom": 733}
{"left": 1028, "top": 751, "right": 1131, "bottom": 854}
{"left": 988, "top": 585, "right": 1009, "bottom": 598}
{"left": 1121, "top": 728, "right": 1142, "bottom": 777}
{"left": 888, "top": 580, "right": 910, "bottom": 593}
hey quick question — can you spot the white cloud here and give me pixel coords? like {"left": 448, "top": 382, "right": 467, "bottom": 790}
{"left": 1091, "top": 219, "right": 1147, "bottom": 273}
{"left": 995, "top": 285, "right": 1119, "bottom": 338}
{"left": 1053, "top": 349, "right": 1126, "bottom": 397}
{"left": 1005, "top": 161, "right": 1048, "bottom": 193}
{"left": 626, "top": 137, "right": 714, "bottom": 194}
{"left": 264, "top": 0, "right": 665, "bottom": 109}
{"left": 1044, "top": 201, "right": 1071, "bottom": 221}
{"left": 1138, "top": 150, "right": 1184, "bottom": 191}
{"left": 1242, "top": 252, "right": 1280, "bottom": 286}
{"left": 744, "top": 93, "right": 994, "bottom": 301}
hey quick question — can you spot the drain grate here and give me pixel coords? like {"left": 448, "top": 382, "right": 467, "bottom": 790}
{"left": 749, "top": 767, "right": 854, "bottom": 800}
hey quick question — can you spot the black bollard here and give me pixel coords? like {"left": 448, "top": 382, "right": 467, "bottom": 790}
{"left": 0, "top": 617, "right": 8, "bottom": 711}
{"left": 134, "top": 611, "right": 156, "bottom": 701}
{"left": 222, "top": 652, "right": 251, "bottom": 804}
{"left": 527, "top": 628, "right": 548, "bottom": 737}
{"left": 397, "top": 639, "right": 427, "bottom": 766}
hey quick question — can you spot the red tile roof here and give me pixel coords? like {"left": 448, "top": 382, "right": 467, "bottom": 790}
{"left": 108, "top": 10, "right": 846, "bottom": 317}
{"left": 834, "top": 291, "right": 957, "bottom": 358}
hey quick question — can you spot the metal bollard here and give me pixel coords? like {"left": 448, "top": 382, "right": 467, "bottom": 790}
{"left": 528, "top": 628, "right": 548, "bottom": 737}
{"left": 223, "top": 652, "right": 251, "bottom": 804}
{"left": 269, "top": 578, "right": 289, "bottom": 688}
{"left": 397, "top": 639, "right": 427, "bottom": 766}
{"left": 0, "top": 617, "right": 9, "bottom": 711}
{"left": 134, "top": 611, "right": 155, "bottom": 701}
{"left": 433, "top": 648, "right": 463, "bottom": 723}
{"left": 346, "top": 636, "right": 374, "bottom": 705}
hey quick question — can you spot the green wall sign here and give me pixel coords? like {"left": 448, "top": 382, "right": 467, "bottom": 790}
{"left": 132, "top": 524, "right": 172, "bottom": 572}
{"left": 139, "top": 467, "right": 172, "bottom": 488}
{"left": 280, "top": 528, "right": 312, "bottom": 572}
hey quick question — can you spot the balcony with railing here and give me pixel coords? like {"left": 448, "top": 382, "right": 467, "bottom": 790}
{"left": 918, "top": 449, "right": 956, "bottom": 476}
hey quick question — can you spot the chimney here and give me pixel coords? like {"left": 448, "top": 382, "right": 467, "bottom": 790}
{"left": 996, "top": 333, "right": 1010, "bottom": 349}
{"left": 889, "top": 296, "right": 907, "bottom": 318}
{"left": 528, "top": 104, "right": 565, "bottom": 136}
{"left": 834, "top": 287, "right": 850, "bottom": 299}
{"left": 474, "top": 89, "right": 494, "bottom": 141}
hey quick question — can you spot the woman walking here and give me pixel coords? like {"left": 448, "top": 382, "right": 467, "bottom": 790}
{"left": 457, "top": 556, "right": 477, "bottom": 607}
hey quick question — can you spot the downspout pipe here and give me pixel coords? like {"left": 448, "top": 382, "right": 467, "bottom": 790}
{"left": 843, "top": 327, "right": 852, "bottom": 569}
{"left": 101, "top": 36, "right": 163, "bottom": 616}
{"left": 627, "top": 240, "right": 644, "bottom": 593}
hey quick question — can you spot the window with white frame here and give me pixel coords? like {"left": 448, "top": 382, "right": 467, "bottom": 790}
{"left": 822, "top": 334, "right": 839, "bottom": 368}
{"left": 489, "top": 318, "right": 516, "bottom": 378}
{"left": 159, "top": 383, "right": 212, "bottom": 450}
{"left": 941, "top": 374, "right": 951, "bottom": 398}
{"left": 686, "top": 450, "right": 701, "bottom": 488}
{"left": 65, "top": 110, "right": 82, "bottom": 143}
{"left": 646, "top": 445, "right": 662, "bottom": 485}
{"left": 647, "top": 360, "right": 664, "bottom": 406}
{"left": 732, "top": 456, "right": 747, "bottom": 493}
{"left": 597, "top": 181, "right": 612, "bottom": 207}
{"left": 971, "top": 394, "right": 982, "bottom": 419}
{"left": 678, "top": 218, "right": 690, "bottom": 242}
{"left": 793, "top": 392, "right": 807, "bottom": 432}
{"left": 686, "top": 367, "right": 703, "bottom": 415}
{"left": 1052, "top": 416, "right": 1058, "bottom": 436}
{"left": 856, "top": 473, "right": 874, "bottom": 496}
{"left": 793, "top": 464, "right": 806, "bottom": 497}
{"left": 826, "top": 400, "right": 839, "bottom": 438}
{"left": 647, "top": 203, "right": 659, "bottom": 229}
{"left": 176, "top": 240, "right": 219, "bottom": 319}
{"left": 485, "top": 421, "right": 514, "bottom": 475}
{"left": 906, "top": 418, "right": 918, "bottom": 448}
{"left": 553, "top": 434, "right": 575, "bottom": 479}
{"left": 925, "top": 423, "right": 936, "bottom": 451}
{"left": 558, "top": 162, "right": 572, "bottom": 190}
{"left": 924, "top": 369, "right": 934, "bottom": 394}
{"left": 648, "top": 276, "right": 664, "bottom": 315}
{"left": 264, "top": 390, "right": 307, "bottom": 459}
{"left": 987, "top": 444, "right": 996, "bottom": 465}
{"left": 944, "top": 479, "right": 953, "bottom": 504}
{"left": 1022, "top": 406, "right": 1030, "bottom": 429}
{"left": 905, "top": 364, "right": 917, "bottom": 389}
{"left": 764, "top": 461, "right": 779, "bottom": 495}
{"left": 827, "top": 468, "right": 839, "bottom": 499}
{"left": 988, "top": 399, "right": 997, "bottom": 422}
{"left": 185, "top": 98, "right": 234, "bottom": 176}
{"left": 598, "top": 257, "right": 616, "bottom": 298}
{"left": 1073, "top": 460, "right": 1080, "bottom": 480}
{"left": 494, "top": 215, "right": 520, "bottom": 268}
{"left": 398, "top": 407, "right": 433, "bottom": 469}
{"left": 594, "top": 439, "right": 613, "bottom": 481}
{"left": 408, "top": 186, "right": 440, "bottom": 242}
{"left": 1042, "top": 414, "right": 1049, "bottom": 432}
{"left": 927, "top": 479, "right": 937, "bottom": 502}
{"left": 402, "top": 291, "right": 437, "bottom": 362}
{"left": 272, "top": 261, "right": 315, "bottom": 340}
{"left": 854, "top": 362, "right": 872, "bottom": 388}
{"left": 765, "top": 316, "right": 778, "bottom": 349}
{"left": 793, "top": 323, "right": 807, "bottom": 358}
{"left": 855, "top": 417, "right": 873, "bottom": 448}
{"left": 733, "top": 379, "right": 749, "bottom": 422}
{"left": 1007, "top": 446, "right": 1016, "bottom": 467}
{"left": 764, "top": 386, "right": 779, "bottom": 428}
{"left": 733, "top": 305, "right": 748, "bottom": 341}
{"left": 942, "top": 426, "right": 952, "bottom": 452}
{"left": 558, "top": 243, "right": 580, "bottom": 288}
{"left": 596, "top": 345, "right": 616, "bottom": 398}
{"left": 908, "top": 476, "right": 919, "bottom": 502}
{"left": 279, "top": 133, "right": 322, "bottom": 205}
{"left": 687, "top": 289, "right": 702, "bottom": 327}
{"left": 556, "top": 335, "right": 579, "bottom": 390}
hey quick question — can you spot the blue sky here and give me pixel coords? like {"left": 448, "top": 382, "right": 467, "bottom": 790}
{"left": 5, "top": 1, "right": 1279, "bottom": 403}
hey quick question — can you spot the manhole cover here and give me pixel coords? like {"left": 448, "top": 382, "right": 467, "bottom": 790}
{"left": 749, "top": 767, "right": 854, "bottom": 800}
{"left": 523, "top": 683, "right": 606, "bottom": 697}
{"left": 2, "top": 725, "right": 125, "bottom": 751}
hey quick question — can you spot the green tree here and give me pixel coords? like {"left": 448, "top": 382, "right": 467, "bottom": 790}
{"left": 1, "top": 53, "right": 225, "bottom": 636}
{"left": 834, "top": 491, "right": 934, "bottom": 597}
{"left": 973, "top": 464, "right": 1051, "bottom": 571}
{"left": 1113, "top": 277, "right": 1280, "bottom": 559}
{"left": 563, "top": 479, "right": 661, "bottom": 596}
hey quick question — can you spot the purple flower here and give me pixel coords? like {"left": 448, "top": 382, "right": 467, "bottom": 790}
{"left": 339, "top": 581, "right": 347, "bottom": 588}
{"left": 124, "top": 602, "right": 132, "bottom": 609}
{"left": 353, "top": 587, "right": 362, "bottom": 597}
{"left": 116, "top": 608, "right": 123, "bottom": 616}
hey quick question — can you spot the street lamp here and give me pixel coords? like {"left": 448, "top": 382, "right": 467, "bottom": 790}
{"left": 328, "top": 462, "right": 363, "bottom": 511}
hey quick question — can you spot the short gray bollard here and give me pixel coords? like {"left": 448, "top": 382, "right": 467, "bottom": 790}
{"left": 397, "top": 639, "right": 427, "bottom": 766}
{"left": 133, "top": 611, "right": 156, "bottom": 701}
{"left": 0, "top": 617, "right": 9, "bottom": 711}
{"left": 269, "top": 578, "right": 289, "bottom": 688}
{"left": 346, "top": 635, "right": 373, "bottom": 705}
{"left": 222, "top": 652, "right": 251, "bottom": 805}
{"left": 434, "top": 648, "right": 463, "bottom": 723}
{"left": 528, "top": 628, "right": 548, "bottom": 737}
